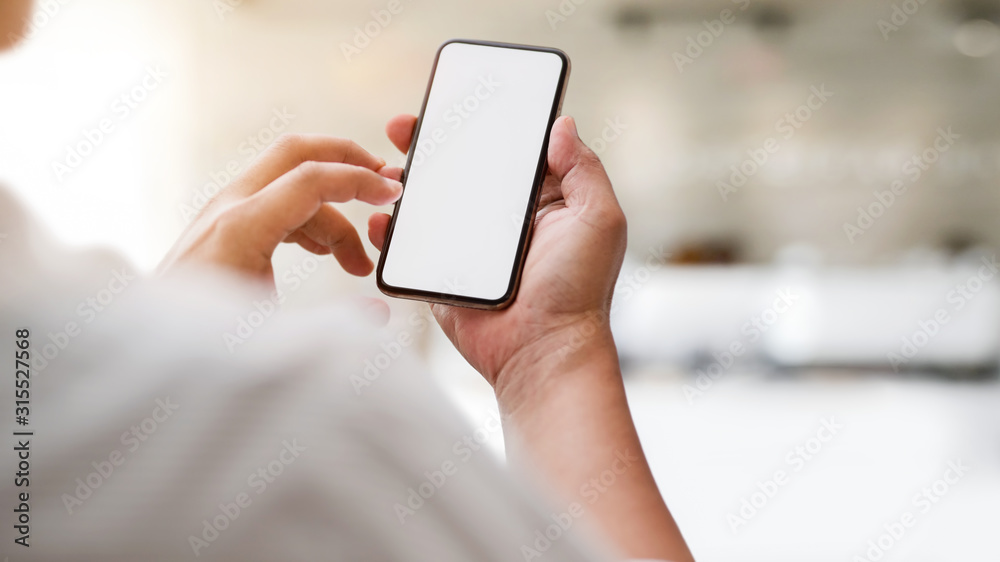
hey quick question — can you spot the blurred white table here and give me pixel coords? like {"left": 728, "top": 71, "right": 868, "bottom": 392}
{"left": 627, "top": 367, "right": 1000, "bottom": 562}
{"left": 430, "top": 323, "right": 1000, "bottom": 562}
{"left": 610, "top": 264, "right": 1000, "bottom": 370}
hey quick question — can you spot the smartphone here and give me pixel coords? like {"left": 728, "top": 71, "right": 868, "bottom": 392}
{"left": 376, "top": 39, "right": 570, "bottom": 310}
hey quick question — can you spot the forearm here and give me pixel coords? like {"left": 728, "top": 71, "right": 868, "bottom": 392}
{"left": 497, "top": 326, "right": 694, "bottom": 562}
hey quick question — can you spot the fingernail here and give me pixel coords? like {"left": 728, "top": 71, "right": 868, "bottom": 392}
{"left": 565, "top": 116, "right": 579, "bottom": 139}
{"left": 386, "top": 179, "right": 403, "bottom": 195}
{"left": 376, "top": 156, "right": 387, "bottom": 168}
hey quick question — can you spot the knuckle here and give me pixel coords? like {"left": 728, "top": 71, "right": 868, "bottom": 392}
{"left": 341, "top": 138, "right": 364, "bottom": 158}
{"left": 342, "top": 142, "right": 363, "bottom": 164}
{"left": 327, "top": 226, "right": 354, "bottom": 249}
{"left": 272, "top": 133, "right": 305, "bottom": 153}
{"left": 209, "top": 202, "right": 248, "bottom": 238}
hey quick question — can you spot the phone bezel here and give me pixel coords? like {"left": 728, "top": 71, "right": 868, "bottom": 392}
{"left": 376, "top": 39, "right": 571, "bottom": 310}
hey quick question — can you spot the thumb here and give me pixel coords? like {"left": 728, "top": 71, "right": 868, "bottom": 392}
{"left": 547, "top": 116, "right": 618, "bottom": 208}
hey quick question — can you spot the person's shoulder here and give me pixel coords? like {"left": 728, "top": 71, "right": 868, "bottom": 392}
{"left": 102, "top": 269, "right": 408, "bottom": 394}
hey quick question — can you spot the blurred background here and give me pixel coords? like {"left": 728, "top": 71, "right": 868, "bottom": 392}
{"left": 1, "top": 0, "right": 999, "bottom": 560}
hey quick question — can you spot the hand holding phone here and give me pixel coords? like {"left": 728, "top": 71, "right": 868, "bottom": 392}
{"left": 370, "top": 109, "right": 628, "bottom": 394}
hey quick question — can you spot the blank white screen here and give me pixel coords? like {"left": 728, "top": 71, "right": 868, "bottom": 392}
{"left": 381, "top": 42, "right": 564, "bottom": 302}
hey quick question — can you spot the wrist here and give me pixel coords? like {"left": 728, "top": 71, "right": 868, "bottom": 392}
{"left": 494, "top": 311, "right": 622, "bottom": 416}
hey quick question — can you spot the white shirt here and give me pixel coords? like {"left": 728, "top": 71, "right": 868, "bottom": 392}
{"left": 0, "top": 187, "right": 620, "bottom": 561}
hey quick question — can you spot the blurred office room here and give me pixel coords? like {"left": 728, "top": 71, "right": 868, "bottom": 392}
{"left": 1, "top": 0, "right": 998, "bottom": 560}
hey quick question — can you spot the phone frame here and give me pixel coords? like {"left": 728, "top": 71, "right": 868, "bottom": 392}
{"left": 376, "top": 39, "right": 571, "bottom": 310}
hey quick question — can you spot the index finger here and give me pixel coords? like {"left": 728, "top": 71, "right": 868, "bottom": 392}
{"left": 229, "top": 134, "right": 387, "bottom": 198}
{"left": 238, "top": 162, "right": 403, "bottom": 255}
